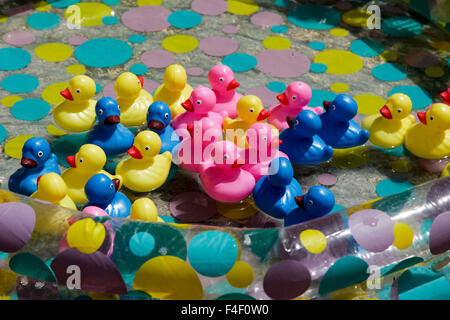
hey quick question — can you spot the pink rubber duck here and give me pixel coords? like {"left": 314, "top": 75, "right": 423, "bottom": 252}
{"left": 199, "top": 140, "right": 256, "bottom": 203}
{"left": 208, "top": 65, "right": 242, "bottom": 119}
{"left": 268, "top": 81, "right": 322, "bottom": 131}
{"left": 241, "top": 122, "right": 289, "bottom": 181}
{"left": 177, "top": 117, "right": 223, "bottom": 173}
{"left": 172, "top": 85, "right": 223, "bottom": 131}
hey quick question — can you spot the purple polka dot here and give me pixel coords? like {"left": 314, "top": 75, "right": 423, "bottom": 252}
{"left": 417, "top": 158, "right": 449, "bottom": 173}
{"left": 187, "top": 67, "right": 204, "bottom": 76}
{"left": 222, "top": 25, "right": 238, "bottom": 34}
{"left": 349, "top": 209, "right": 395, "bottom": 253}
{"left": 103, "top": 78, "right": 160, "bottom": 98}
{"left": 429, "top": 211, "right": 450, "bottom": 255}
{"left": 199, "top": 36, "right": 239, "bottom": 57}
{"left": 404, "top": 49, "right": 440, "bottom": 68}
{"left": 245, "top": 86, "right": 279, "bottom": 108}
{"left": 317, "top": 173, "right": 337, "bottom": 186}
{"left": 68, "top": 35, "right": 87, "bottom": 46}
{"left": 2, "top": 30, "right": 35, "bottom": 46}
{"left": 170, "top": 192, "right": 217, "bottom": 222}
{"left": 250, "top": 12, "right": 284, "bottom": 27}
{"left": 191, "top": 0, "right": 228, "bottom": 16}
{"left": 141, "top": 49, "right": 175, "bottom": 69}
{"left": 0, "top": 202, "right": 36, "bottom": 253}
{"left": 122, "top": 6, "right": 171, "bottom": 32}
{"left": 256, "top": 49, "right": 311, "bottom": 78}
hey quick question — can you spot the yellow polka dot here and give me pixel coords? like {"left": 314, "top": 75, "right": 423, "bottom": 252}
{"left": 67, "top": 218, "right": 106, "bottom": 254}
{"left": 330, "top": 82, "right": 350, "bottom": 93}
{"left": 133, "top": 256, "right": 203, "bottom": 300}
{"left": 47, "top": 124, "right": 67, "bottom": 136}
{"left": 1, "top": 95, "right": 22, "bottom": 108}
{"left": 66, "top": 64, "right": 86, "bottom": 75}
{"left": 314, "top": 50, "right": 363, "bottom": 75}
{"left": 4, "top": 135, "right": 35, "bottom": 159}
{"left": 137, "top": 0, "right": 162, "bottom": 5}
{"left": 425, "top": 66, "right": 444, "bottom": 78}
{"left": 0, "top": 15, "right": 7, "bottom": 23}
{"left": 41, "top": 82, "right": 69, "bottom": 106}
{"left": 217, "top": 198, "right": 258, "bottom": 220}
{"left": 34, "top": 1, "right": 51, "bottom": 11}
{"left": 379, "top": 50, "right": 398, "bottom": 61}
{"left": 393, "top": 223, "right": 414, "bottom": 250}
{"left": 64, "top": 3, "right": 112, "bottom": 27}
{"left": 227, "top": 0, "right": 259, "bottom": 15}
{"left": 0, "top": 270, "right": 16, "bottom": 296}
{"left": 342, "top": 9, "right": 371, "bottom": 27}
{"left": 391, "top": 159, "right": 413, "bottom": 173}
{"left": 89, "top": 292, "right": 119, "bottom": 300}
{"left": 354, "top": 94, "right": 386, "bottom": 115}
{"left": 226, "top": 261, "right": 254, "bottom": 288}
{"left": 162, "top": 35, "right": 198, "bottom": 53}
{"left": 262, "top": 36, "right": 291, "bottom": 50}
{"left": 330, "top": 28, "right": 348, "bottom": 37}
{"left": 299, "top": 229, "right": 327, "bottom": 254}
{"left": 330, "top": 146, "right": 370, "bottom": 169}
{"left": 430, "top": 41, "right": 450, "bottom": 52}
{"left": 35, "top": 43, "right": 73, "bottom": 62}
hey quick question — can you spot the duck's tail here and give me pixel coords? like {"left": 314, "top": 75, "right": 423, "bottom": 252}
{"left": 324, "top": 145, "right": 334, "bottom": 162}
{"left": 359, "top": 129, "right": 370, "bottom": 145}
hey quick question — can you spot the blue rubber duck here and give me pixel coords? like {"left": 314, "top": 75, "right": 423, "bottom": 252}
{"left": 284, "top": 186, "right": 335, "bottom": 227}
{"left": 8, "top": 137, "right": 60, "bottom": 196}
{"left": 253, "top": 157, "right": 302, "bottom": 219}
{"left": 86, "top": 97, "right": 135, "bottom": 157}
{"left": 83, "top": 173, "right": 131, "bottom": 218}
{"left": 147, "top": 101, "right": 180, "bottom": 154}
{"left": 318, "top": 94, "right": 369, "bottom": 148}
{"left": 279, "top": 110, "right": 334, "bottom": 165}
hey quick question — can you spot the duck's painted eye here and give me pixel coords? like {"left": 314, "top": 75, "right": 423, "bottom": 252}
{"left": 37, "top": 151, "right": 43, "bottom": 157}
{"left": 292, "top": 96, "right": 297, "bottom": 101}
{"left": 164, "top": 113, "right": 169, "bottom": 119}
{"left": 397, "top": 109, "right": 402, "bottom": 113}
{"left": 249, "top": 108, "right": 254, "bottom": 113}
{"left": 331, "top": 105, "right": 336, "bottom": 110}
{"left": 98, "top": 109, "right": 103, "bottom": 115}
{"left": 224, "top": 154, "right": 228, "bottom": 160}
{"left": 308, "top": 200, "right": 314, "bottom": 205}
{"left": 196, "top": 100, "right": 202, "bottom": 105}
{"left": 145, "top": 146, "right": 150, "bottom": 151}
{"left": 76, "top": 89, "right": 81, "bottom": 94}
{"left": 263, "top": 136, "right": 267, "bottom": 141}
{"left": 195, "top": 130, "right": 199, "bottom": 135}
{"left": 294, "top": 120, "right": 299, "bottom": 126}
{"left": 430, "top": 116, "right": 434, "bottom": 121}
{"left": 219, "top": 77, "right": 224, "bottom": 82}
{"left": 110, "top": 184, "right": 114, "bottom": 190}
{"left": 79, "top": 158, "right": 83, "bottom": 163}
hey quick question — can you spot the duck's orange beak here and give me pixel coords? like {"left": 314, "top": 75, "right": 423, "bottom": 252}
{"left": 295, "top": 195, "right": 305, "bottom": 210}
{"left": 440, "top": 88, "right": 450, "bottom": 105}
{"left": 286, "top": 116, "right": 294, "bottom": 128}
{"left": 138, "top": 76, "right": 144, "bottom": 88}
{"left": 417, "top": 112, "right": 427, "bottom": 125}
{"left": 257, "top": 109, "right": 269, "bottom": 121}
{"left": 127, "top": 145, "right": 143, "bottom": 159}
{"left": 104, "top": 115, "right": 120, "bottom": 125}
{"left": 231, "top": 158, "right": 245, "bottom": 169}
{"left": 21, "top": 157, "right": 37, "bottom": 168}
{"left": 277, "top": 92, "right": 288, "bottom": 105}
{"left": 270, "top": 138, "right": 283, "bottom": 148}
{"left": 37, "top": 175, "right": 43, "bottom": 185}
{"left": 323, "top": 101, "right": 331, "bottom": 112}
{"left": 112, "top": 178, "right": 120, "bottom": 191}
{"left": 380, "top": 105, "right": 392, "bottom": 119}
{"left": 227, "top": 79, "right": 240, "bottom": 91}
{"left": 182, "top": 99, "right": 194, "bottom": 112}
{"left": 66, "top": 155, "right": 76, "bottom": 168}
{"left": 60, "top": 88, "right": 73, "bottom": 101}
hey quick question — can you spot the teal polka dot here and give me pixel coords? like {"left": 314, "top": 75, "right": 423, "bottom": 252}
{"left": 102, "top": 16, "right": 119, "bottom": 25}
{"left": 350, "top": 39, "right": 385, "bottom": 57}
{"left": 0, "top": 125, "right": 7, "bottom": 144}
{"left": 128, "top": 35, "right": 146, "bottom": 43}
{"left": 309, "top": 41, "right": 326, "bottom": 50}
{"left": 11, "top": 98, "right": 51, "bottom": 121}
{"left": 222, "top": 53, "right": 257, "bottom": 72}
{"left": 372, "top": 63, "right": 407, "bottom": 81}
{"left": 288, "top": 4, "right": 341, "bottom": 30}
{"left": 75, "top": 38, "right": 133, "bottom": 68}
{"left": 330, "top": 204, "right": 346, "bottom": 213}
{"left": 374, "top": 144, "right": 410, "bottom": 157}
{"left": 188, "top": 231, "right": 238, "bottom": 277}
{"left": 47, "top": 0, "right": 79, "bottom": 8}
{"left": 0, "top": 48, "right": 31, "bottom": 71}
{"left": 308, "top": 89, "right": 336, "bottom": 108}
{"left": 382, "top": 16, "right": 422, "bottom": 37}
{"left": 274, "top": 0, "right": 290, "bottom": 7}
{"left": 26, "top": 12, "right": 60, "bottom": 30}
{"left": 130, "top": 64, "right": 149, "bottom": 75}
{"left": 388, "top": 85, "right": 432, "bottom": 110}
{"left": 1, "top": 74, "right": 39, "bottom": 93}
{"left": 129, "top": 232, "right": 155, "bottom": 257}
{"left": 103, "top": 0, "right": 120, "bottom": 5}
{"left": 271, "top": 25, "right": 287, "bottom": 33}
{"left": 95, "top": 83, "right": 102, "bottom": 94}
{"left": 310, "top": 63, "right": 328, "bottom": 73}
{"left": 376, "top": 178, "right": 414, "bottom": 197}
{"left": 168, "top": 10, "right": 202, "bottom": 29}
{"left": 267, "top": 81, "right": 286, "bottom": 93}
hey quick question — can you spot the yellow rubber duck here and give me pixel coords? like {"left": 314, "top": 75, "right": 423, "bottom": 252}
{"left": 115, "top": 72, "right": 153, "bottom": 127}
{"left": 130, "top": 198, "right": 164, "bottom": 222}
{"left": 441, "top": 163, "right": 450, "bottom": 177}
{"left": 31, "top": 173, "right": 77, "bottom": 210}
{"left": 62, "top": 144, "right": 122, "bottom": 204}
{"left": 116, "top": 130, "right": 172, "bottom": 193}
{"left": 362, "top": 93, "right": 415, "bottom": 149}
{"left": 53, "top": 75, "right": 97, "bottom": 132}
{"left": 153, "top": 64, "right": 193, "bottom": 119}
{"left": 405, "top": 103, "right": 450, "bottom": 159}
{"left": 223, "top": 95, "right": 273, "bottom": 148}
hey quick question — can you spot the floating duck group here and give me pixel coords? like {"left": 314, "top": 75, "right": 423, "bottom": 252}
{"left": 6, "top": 64, "right": 450, "bottom": 227}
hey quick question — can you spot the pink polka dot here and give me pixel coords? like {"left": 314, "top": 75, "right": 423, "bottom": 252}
{"left": 222, "top": 25, "right": 238, "bottom": 34}
{"left": 169, "top": 192, "right": 217, "bottom": 222}
{"left": 317, "top": 173, "right": 337, "bottom": 186}
{"left": 103, "top": 78, "right": 160, "bottom": 98}
{"left": 250, "top": 12, "right": 284, "bottom": 27}
{"left": 417, "top": 158, "right": 450, "bottom": 173}
{"left": 68, "top": 35, "right": 87, "bottom": 46}
{"left": 2, "top": 30, "right": 35, "bottom": 46}
{"left": 256, "top": 49, "right": 311, "bottom": 78}
{"left": 245, "top": 86, "right": 278, "bottom": 108}
{"left": 191, "top": 0, "right": 228, "bottom": 16}
{"left": 187, "top": 67, "right": 204, "bottom": 76}
{"left": 141, "top": 49, "right": 175, "bottom": 69}
{"left": 122, "top": 6, "right": 171, "bottom": 32}
{"left": 199, "top": 36, "right": 239, "bottom": 57}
